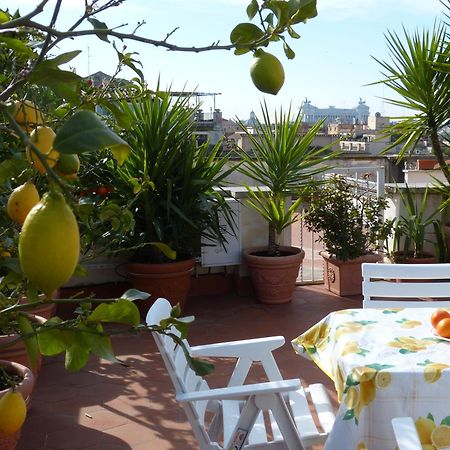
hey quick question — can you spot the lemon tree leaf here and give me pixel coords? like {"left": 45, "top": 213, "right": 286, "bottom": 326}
{"left": 45, "top": 50, "right": 82, "bottom": 67}
{"left": 230, "top": 23, "right": 264, "bottom": 46}
{"left": 37, "top": 318, "right": 67, "bottom": 355}
{"left": 246, "top": 0, "right": 258, "bottom": 19}
{"left": 120, "top": 289, "right": 150, "bottom": 302}
{"left": 65, "top": 341, "right": 90, "bottom": 372}
{"left": 87, "top": 18, "right": 110, "bottom": 43}
{"left": 283, "top": 42, "right": 295, "bottom": 59}
{"left": 78, "top": 323, "right": 119, "bottom": 363}
{"left": 53, "top": 110, "right": 131, "bottom": 165}
{"left": 87, "top": 299, "right": 140, "bottom": 325}
{"left": 17, "top": 314, "right": 39, "bottom": 371}
{"left": 150, "top": 242, "right": 176, "bottom": 260}
{"left": 0, "top": 36, "right": 35, "bottom": 58}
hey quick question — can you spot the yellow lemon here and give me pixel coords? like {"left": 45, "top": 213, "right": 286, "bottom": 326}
{"left": 6, "top": 182, "right": 40, "bottom": 225}
{"left": 11, "top": 100, "right": 43, "bottom": 132}
{"left": 250, "top": 49, "right": 285, "bottom": 95}
{"left": 415, "top": 417, "right": 436, "bottom": 444}
{"left": 357, "top": 442, "right": 368, "bottom": 450}
{"left": 0, "top": 391, "right": 27, "bottom": 435}
{"left": 26, "top": 126, "right": 60, "bottom": 174}
{"left": 344, "top": 385, "right": 360, "bottom": 409}
{"left": 54, "top": 153, "right": 80, "bottom": 180}
{"left": 359, "top": 379, "right": 376, "bottom": 406}
{"left": 352, "top": 366, "right": 377, "bottom": 382}
{"left": 375, "top": 370, "right": 392, "bottom": 389}
{"left": 19, "top": 191, "right": 80, "bottom": 296}
{"left": 422, "top": 445, "right": 436, "bottom": 450}
{"left": 424, "top": 364, "right": 450, "bottom": 383}
{"left": 431, "top": 425, "right": 450, "bottom": 449}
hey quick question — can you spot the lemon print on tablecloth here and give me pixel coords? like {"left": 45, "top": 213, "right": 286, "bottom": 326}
{"left": 396, "top": 318, "right": 422, "bottom": 328}
{"left": 416, "top": 416, "right": 436, "bottom": 445}
{"left": 389, "top": 336, "right": 435, "bottom": 353}
{"left": 356, "top": 442, "right": 368, "bottom": 450}
{"left": 382, "top": 308, "right": 404, "bottom": 314}
{"left": 431, "top": 425, "right": 450, "bottom": 449}
{"left": 295, "top": 321, "right": 330, "bottom": 353}
{"left": 335, "top": 320, "right": 377, "bottom": 340}
{"left": 424, "top": 363, "right": 450, "bottom": 383}
{"left": 341, "top": 341, "right": 370, "bottom": 357}
{"left": 375, "top": 370, "right": 392, "bottom": 388}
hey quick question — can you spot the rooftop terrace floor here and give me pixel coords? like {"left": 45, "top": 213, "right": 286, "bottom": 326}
{"left": 17, "top": 284, "right": 361, "bottom": 450}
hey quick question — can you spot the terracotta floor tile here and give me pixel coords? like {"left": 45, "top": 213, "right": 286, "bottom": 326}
{"left": 17, "top": 285, "right": 360, "bottom": 450}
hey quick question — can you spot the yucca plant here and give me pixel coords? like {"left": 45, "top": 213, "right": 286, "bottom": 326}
{"left": 112, "top": 85, "right": 236, "bottom": 263}
{"left": 392, "top": 184, "right": 447, "bottom": 261}
{"left": 235, "top": 101, "right": 340, "bottom": 257}
{"left": 373, "top": 22, "right": 450, "bottom": 181}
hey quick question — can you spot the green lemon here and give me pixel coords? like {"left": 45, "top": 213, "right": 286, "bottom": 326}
{"left": 54, "top": 153, "right": 80, "bottom": 180}
{"left": 250, "top": 49, "right": 285, "bottom": 95}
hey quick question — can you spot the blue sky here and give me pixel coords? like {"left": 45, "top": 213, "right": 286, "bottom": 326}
{"left": 12, "top": 0, "right": 444, "bottom": 121}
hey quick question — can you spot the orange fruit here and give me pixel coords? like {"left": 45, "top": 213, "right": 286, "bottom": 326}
{"left": 436, "top": 317, "right": 450, "bottom": 338}
{"left": 431, "top": 309, "right": 450, "bottom": 329}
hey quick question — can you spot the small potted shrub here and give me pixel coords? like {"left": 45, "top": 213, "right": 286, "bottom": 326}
{"left": 303, "top": 175, "right": 394, "bottom": 296}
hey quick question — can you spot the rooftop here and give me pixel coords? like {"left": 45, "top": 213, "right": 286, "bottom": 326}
{"left": 17, "top": 284, "right": 361, "bottom": 450}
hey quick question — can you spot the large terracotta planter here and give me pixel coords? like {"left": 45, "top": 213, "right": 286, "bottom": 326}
{"left": 0, "top": 360, "right": 35, "bottom": 450}
{"left": 243, "top": 246, "right": 305, "bottom": 304}
{"left": 127, "top": 257, "right": 196, "bottom": 316}
{"left": 0, "top": 315, "right": 46, "bottom": 375}
{"left": 320, "top": 251, "right": 383, "bottom": 297}
{"left": 19, "top": 293, "right": 57, "bottom": 320}
{"left": 391, "top": 251, "right": 438, "bottom": 264}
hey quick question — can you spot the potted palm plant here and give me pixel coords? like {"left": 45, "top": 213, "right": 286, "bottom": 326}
{"left": 303, "top": 175, "right": 394, "bottom": 296}
{"left": 112, "top": 85, "right": 236, "bottom": 313}
{"left": 234, "top": 102, "right": 339, "bottom": 304}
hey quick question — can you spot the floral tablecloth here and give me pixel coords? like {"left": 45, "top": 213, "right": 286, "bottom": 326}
{"left": 291, "top": 307, "right": 450, "bottom": 450}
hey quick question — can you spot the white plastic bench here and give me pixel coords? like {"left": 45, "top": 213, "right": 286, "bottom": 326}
{"left": 362, "top": 262, "right": 450, "bottom": 308}
{"left": 147, "top": 297, "right": 336, "bottom": 450}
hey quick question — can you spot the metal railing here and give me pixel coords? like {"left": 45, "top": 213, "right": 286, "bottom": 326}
{"left": 294, "top": 166, "right": 386, "bottom": 284}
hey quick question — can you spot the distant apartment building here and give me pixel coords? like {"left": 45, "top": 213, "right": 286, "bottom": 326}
{"left": 302, "top": 98, "right": 370, "bottom": 125}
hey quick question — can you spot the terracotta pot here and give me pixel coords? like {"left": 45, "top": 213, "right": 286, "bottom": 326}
{"left": 0, "top": 360, "right": 35, "bottom": 450}
{"left": 320, "top": 251, "right": 383, "bottom": 297}
{"left": 19, "top": 294, "right": 57, "bottom": 320}
{"left": 392, "top": 251, "right": 438, "bottom": 264}
{"left": 0, "top": 315, "right": 46, "bottom": 375}
{"left": 243, "top": 246, "right": 305, "bottom": 304}
{"left": 127, "top": 257, "right": 196, "bottom": 316}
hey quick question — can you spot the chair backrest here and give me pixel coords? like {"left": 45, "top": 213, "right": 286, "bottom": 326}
{"left": 392, "top": 417, "right": 422, "bottom": 450}
{"left": 362, "top": 262, "right": 450, "bottom": 308}
{"left": 146, "top": 298, "right": 216, "bottom": 449}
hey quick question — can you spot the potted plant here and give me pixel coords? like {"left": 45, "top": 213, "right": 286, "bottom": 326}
{"left": 303, "top": 175, "right": 394, "bottom": 296}
{"left": 0, "top": 360, "right": 35, "bottom": 450}
{"left": 390, "top": 183, "right": 446, "bottom": 263}
{"left": 234, "top": 102, "right": 339, "bottom": 304}
{"left": 112, "top": 85, "right": 236, "bottom": 313}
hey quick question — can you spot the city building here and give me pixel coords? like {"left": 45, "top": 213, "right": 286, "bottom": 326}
{"left": 302, "top": 98, "right": 370, "bottom": 125}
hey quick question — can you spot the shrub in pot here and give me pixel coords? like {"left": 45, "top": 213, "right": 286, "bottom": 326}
{"left": 234, "top": 102, "right": 339, "bottom": 303}
{"left": 112, "top": 84, "right": 236, "bottom": 313}
{"left": 303, "top": 175, "right": 394, "bottom": 296}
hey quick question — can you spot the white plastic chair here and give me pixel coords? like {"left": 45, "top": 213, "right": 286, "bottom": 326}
{"left": 362, "top": 262, "right": 450, "bottom": 308}
{"left": 147, "top": 297, "right": 335, "bottom": 450}
{"left": 392, "top": 417, "right": 422, "bottom": 450}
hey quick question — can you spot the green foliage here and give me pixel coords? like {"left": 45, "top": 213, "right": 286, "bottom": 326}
{"left": 235, "top": 101, "right": 339, "bottom": 256}
{"left": 391, "top": 184, "right": 446, "bottom": 261}
{"left": 112, "top": 84, "right": 236, "bottom": 263}
{"left": 373, "top": 22, "right": 450, "bottom": 182}
{"left": 303, "top": 176, "right": 394, "bottom": 262}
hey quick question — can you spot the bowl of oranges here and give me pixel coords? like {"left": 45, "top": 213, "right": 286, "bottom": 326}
{"left": 431, "top": 309, "right": 450, "bottom": 339}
